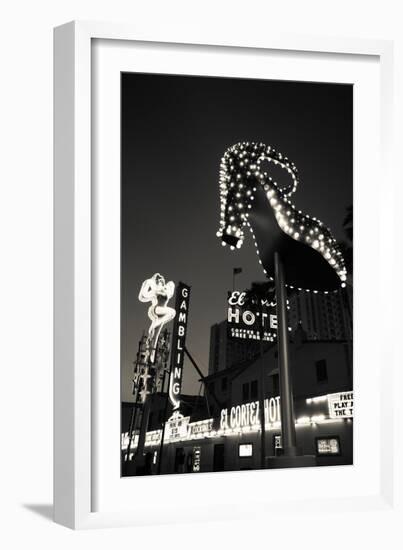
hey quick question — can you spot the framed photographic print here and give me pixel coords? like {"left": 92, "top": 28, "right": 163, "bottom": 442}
{"left": 54, "top": 21, "right": 396, "bottom": 529}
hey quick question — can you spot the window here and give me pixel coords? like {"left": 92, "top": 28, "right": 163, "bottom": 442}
{"left": 242, "top": 382, "right": 249, "bottom": 402}
{"left": 221, "top": 376, "right": 228, "bottom": 392}
{"left": 250, "top": 380, "right": 258, "bottom": 400}
{"left": 316, "top": 359, "right": 328, "bottom": 383}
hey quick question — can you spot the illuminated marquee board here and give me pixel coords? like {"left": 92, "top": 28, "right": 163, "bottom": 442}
{"left": 166, "top": 413, "right": 190, "bottom": 442}
{"left": 227, "top": 291, "right": 277, "bottom": 342}
{"left": 121, "top": 390, "right": 354, "bottom": 452}
{"left": 168, "top": 282, "right": 191, "bottom": 410}
{"left": 327, "top": 391, "right": 354, "bottom": 419}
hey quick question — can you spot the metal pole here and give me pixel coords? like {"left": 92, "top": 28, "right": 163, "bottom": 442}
{"left": 274, "top": 252, "right": 298, "bottom": 456}
{"left": 157, "top": 391, "right": 171, "bottom": 475}
{"left": 184, "top": 347, "right": 222, "bottom": 410}
{"left": 253, "top": 296, "right": 267, "bottom": 469}
{"left": 258, "top": 328, "right": 267, "bottom": 469}
{"left": 125, "top": 403, "right": 138, "bottom": 465}
{"left": 135, "top": 396, "right": 151, "bottom": 468}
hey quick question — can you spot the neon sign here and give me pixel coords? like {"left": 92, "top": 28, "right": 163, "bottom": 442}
{"left": 168, "top": 282, "right": 191, "bottom": 410}
{"left": 138, "top": 273, "right": 176, "bottom": 363}
{"left": 220, "top": 397, "right": 281, "bottom": 431}
{"left": 227, "top": 290, "right": 278, "bottom": 342}
{"left": 216, "top": 142, "right": 347, "bottom": 291}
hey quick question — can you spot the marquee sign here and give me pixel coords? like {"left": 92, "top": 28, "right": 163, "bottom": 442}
{"left": 165, "top": 412, "right": 190, "bottom": 442}
{"left": 189, "top": 419, "right": 214, "bottom": 438}
{"left": 227, "top": 291, "right": 278, "bottom": 342}
{"left": 168, "top": 282, "right": 191, "bottom": 410}
{"left": 121, "top": 390, "right": 354, "bottom": 451}
{"left": 327, "top": 391, "right": 354, "bottom": 419}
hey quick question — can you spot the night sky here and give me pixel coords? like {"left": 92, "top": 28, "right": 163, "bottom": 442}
{"left": 121, "top": 73, "right": 352, "bottom": 401}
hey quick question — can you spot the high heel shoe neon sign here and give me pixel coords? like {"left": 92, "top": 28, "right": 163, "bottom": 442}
{"left": 216, "top": 142, "right": 347, "bottom": 292}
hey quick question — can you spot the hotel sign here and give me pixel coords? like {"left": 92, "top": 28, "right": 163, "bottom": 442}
{"left": 328, "top": 391, "right": 354, "bottom": 419}
{"left": 227, "top": 291, "right": 277, "bottom": 342}
{"left": 169, "top": 282, "right": 191, "bottom": 410}
{"left": 220, "top": 397, "right": 281, "bottom": 431}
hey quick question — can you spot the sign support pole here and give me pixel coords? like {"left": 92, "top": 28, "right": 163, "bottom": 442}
{"left": 134, "top": 397, "right": 151, "bottom": 470}
{"left": 184, "top": 347, "right": 222, "bottom": 410}
{"left": 124, "top": 403, "right": 138, "bottom": 466}
{"left": 266, "top": 253, "right": 316, "bottom": 467}
{"left": 274, "top": 251, "right": 299, "bottom": 456}
{"left": 156, "top": 392, "right": 170, "bottom": 475}
{"left": 258, "top": 319, "right": 267, "bottom": 469}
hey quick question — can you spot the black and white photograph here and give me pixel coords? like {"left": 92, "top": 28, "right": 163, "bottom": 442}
{"left": 120, "top": 72, "right": 353, "bottom": 476}
{"left": 3, "top": 0, "right": 401, "bottom": 544}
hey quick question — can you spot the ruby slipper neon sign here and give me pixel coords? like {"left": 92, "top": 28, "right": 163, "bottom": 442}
{"left": 216, "top": 142, "right": 347, "bottom": 291}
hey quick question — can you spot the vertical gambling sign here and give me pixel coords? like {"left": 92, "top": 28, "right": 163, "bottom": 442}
{"left": 168, "top": 282, "right": 191, "bottom": 410}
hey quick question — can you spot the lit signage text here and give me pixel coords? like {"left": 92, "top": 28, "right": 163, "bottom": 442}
{"left": 168, "top": 282, "right": 191, "bottom": 410}
{"left": 165, "top": 412, "right": 190, "bottom": 441}
{"left": 189, "top": 419, "right": 214, "bottom": 438}
{"left": 192, "top": 446, "right": 201, "bottom": 472}
{"left": 220, "top": 397, "right": 281, "bottom": 431}
{"left": 328, "top": 392, "right": 354, "bottom": 419}
{"left": 227, "top": 291, "right": 277, "bottom": 342}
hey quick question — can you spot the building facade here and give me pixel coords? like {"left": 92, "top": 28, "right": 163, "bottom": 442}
{"left": 209, "top": 287, "right": 352, "bottom": 375}
{"left": 122, "top": 328, "right": 353, "bottom": 475}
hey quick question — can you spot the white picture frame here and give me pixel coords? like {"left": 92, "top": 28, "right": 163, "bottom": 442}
{"left": 54, "top": 20, "right": 397, "bottom": 529}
